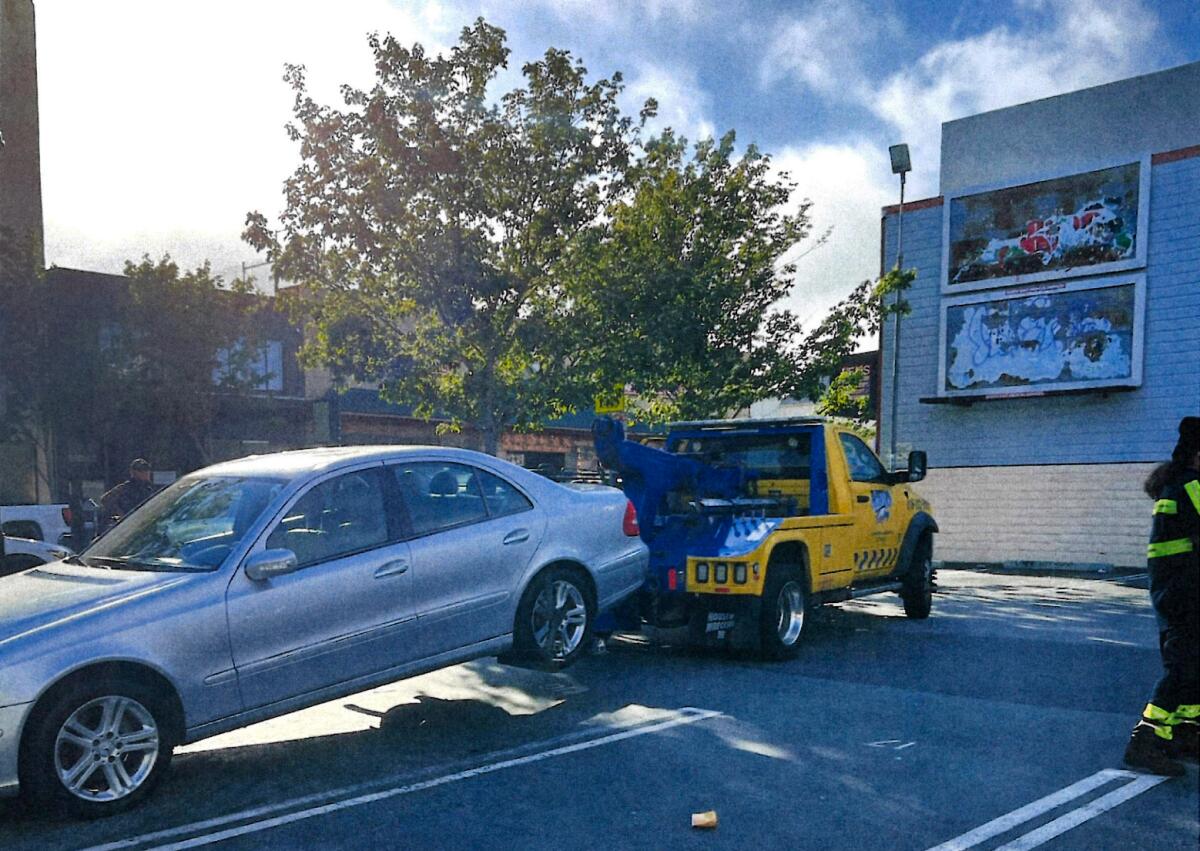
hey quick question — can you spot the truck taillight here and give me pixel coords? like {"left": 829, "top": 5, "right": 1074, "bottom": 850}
{"left": 622, "top": 501, "right": 640, "bottom": 536}
{"left": 61, "top": 507, "right": 73, "bottom": 526}
{"left": 667, "top": 568, "right": 678, "bottom": 591}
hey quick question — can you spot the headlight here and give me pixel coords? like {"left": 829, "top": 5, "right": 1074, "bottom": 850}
{"left": 694, "top": 562, "right": 709, "bottom": 583}
{"left": 733, "top": 563, "right": 747, "bottom": 584}
{"left": 714, "top": 562, "right": 728, "bottom": 584}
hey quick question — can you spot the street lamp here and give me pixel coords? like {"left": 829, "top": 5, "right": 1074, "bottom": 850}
{"left": 887, "top": 143, "right": 911, "bottom": 469}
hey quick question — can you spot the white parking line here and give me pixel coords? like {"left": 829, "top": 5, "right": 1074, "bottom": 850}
{"left": 925, "top": 768, "right": 1168, "bottom": 851}
{"left": 81, "top": 707, "right": 720, "bottom": 851}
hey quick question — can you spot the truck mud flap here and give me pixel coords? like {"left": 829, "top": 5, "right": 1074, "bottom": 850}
{"left": 687, "top": 596, "right": 762, "bottom": 650}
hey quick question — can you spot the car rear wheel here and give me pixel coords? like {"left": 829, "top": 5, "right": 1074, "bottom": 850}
{"left": 21, "top": 676, "right": 175, "bottom": 819}
{"left": 759, "top": 565, "right": 807, "bottom": 660}
{"left": 901, "top": 536, "right": 934, "bottom": 619}
{"left": 512, "top": 567, "right": 594, "bottom": 670}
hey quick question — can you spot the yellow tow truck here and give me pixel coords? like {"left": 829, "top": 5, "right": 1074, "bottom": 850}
{"left": 592, "top": 416, "right": 938, "bottom": 657}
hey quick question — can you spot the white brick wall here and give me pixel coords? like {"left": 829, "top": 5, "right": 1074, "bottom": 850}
{"left": 918, "top": 463, "right": 1157, "bottom": 568}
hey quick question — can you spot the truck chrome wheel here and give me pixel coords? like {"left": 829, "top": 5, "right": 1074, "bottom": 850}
{"left": 531, "top": 580, "right": 588, "bottom": 660}
{"left": 776, "top": 581, "right": 805, "bottom": 646}
{"left": 54, "top": 696, "right": 160, "bottom": 802}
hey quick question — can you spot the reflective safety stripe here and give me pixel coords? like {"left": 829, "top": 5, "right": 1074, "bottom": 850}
{"left": 1153, "top": 499, "right": 1177, "bottom": 515}
{"left": 1147, "top": 538, "right": 1194, "bottom": 558}
{"left": 1144, "top": 703, "right": 1174, "bottom": 723}
{"left": 1175, "top": 704, "right": 1200, "bottom": 720}
{"left": 1186, "top": 480, "right": 1200, "bottom": 514}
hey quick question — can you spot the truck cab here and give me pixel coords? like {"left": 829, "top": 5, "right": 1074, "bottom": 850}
{"left": 594, "top": 416, "right": 937, "bottom": 657}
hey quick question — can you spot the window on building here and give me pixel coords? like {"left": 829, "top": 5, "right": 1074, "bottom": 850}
{"left": 213, "top": 339, "right": 284, "bottom": 392}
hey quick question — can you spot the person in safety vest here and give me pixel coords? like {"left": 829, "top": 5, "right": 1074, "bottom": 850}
{"left": 1123, "top": 416, "right": 1200, "bottom": 776}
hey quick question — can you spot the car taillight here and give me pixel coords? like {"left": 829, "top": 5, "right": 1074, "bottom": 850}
{"left": 623, "top": 501, "right": 640, "bottom": 536}
{"left": 61, "top": 507, "right": 73, "bottom": 526}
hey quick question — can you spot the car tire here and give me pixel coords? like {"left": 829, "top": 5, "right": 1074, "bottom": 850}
{"left": 759, "top": 564, "right": 807, "bottom": 660}
{"left": 901, "top": 536, "right": 934, "bottom": 620}
{"left": 21, "top": 675, "right": 176, "bottom": 819}
{"left": 1, "top": 554, "right": 45, "bottom": 577}
{"left": 512, "top": 567, "right": 595, "bottom": 670}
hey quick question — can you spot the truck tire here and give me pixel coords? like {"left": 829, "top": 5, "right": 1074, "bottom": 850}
{"left": 901, "top": 535, "right": 933, "bottom": 619}
{"left": 1, "top": 553, "right": 45, "bottom": 577}
{"left": 759, "top": 565, "right": 807, "bottom": 660}
{"left": 20, "top": 675, "right": 176, "bottom": 819}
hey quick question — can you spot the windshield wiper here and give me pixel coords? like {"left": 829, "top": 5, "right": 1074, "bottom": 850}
{"left": 85, "top": 555, "right": 210, "bottom": 573}
{"left": 62, "top": 554, "right": 96, "bottom": 567}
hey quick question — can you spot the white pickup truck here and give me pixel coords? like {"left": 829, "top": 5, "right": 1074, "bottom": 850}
{"left": 0, "top": 503, "right": 72, "bottom": 547}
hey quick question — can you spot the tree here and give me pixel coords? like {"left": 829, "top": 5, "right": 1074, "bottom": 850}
{"left": 246, "top": 19, "right": 647, "bottom": 454}
{"left": 0, "top": 242, "right": 260, "bottom": 498}
{"left": 566, "top": 130, "right": 883, "bottom": 423}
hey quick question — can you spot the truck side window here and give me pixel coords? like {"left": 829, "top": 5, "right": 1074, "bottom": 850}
{"left": 838, "top": 433, "right": 886, "bottom": 483}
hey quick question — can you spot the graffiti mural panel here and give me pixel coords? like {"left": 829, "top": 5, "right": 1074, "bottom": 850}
{"left": 941, "top": 280, "right": 1142, "bottom": 397}
{"left": 945, "top": 162, "right": 1145, "bottom": 290}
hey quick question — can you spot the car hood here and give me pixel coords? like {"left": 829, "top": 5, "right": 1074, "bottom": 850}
{"left": 0, "top": 562, "right": 197, "bottom": 646}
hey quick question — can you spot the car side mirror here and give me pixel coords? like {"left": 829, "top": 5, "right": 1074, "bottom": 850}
{"left": 907, "top": 450, "right": 928, "bottom": 483}
{"left": 245, "top": 548, "right": 299, "bottom": 582}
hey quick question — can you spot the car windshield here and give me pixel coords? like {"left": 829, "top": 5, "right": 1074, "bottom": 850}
{"left": 669, "top": 432, "right": 812, "bottom": 479}
{"left": 83, "top": 476, "right": 286, "bottom": 571}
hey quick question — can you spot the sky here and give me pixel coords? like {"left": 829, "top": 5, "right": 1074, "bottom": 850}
{"left": 33, "top": 0, "right": 1200, "bottom": 324}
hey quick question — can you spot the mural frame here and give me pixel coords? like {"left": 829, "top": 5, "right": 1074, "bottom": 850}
{"left": 936, "top": 273, "right": 1146, "bottom": 400}
{"left": 939, "top": 156, "right": 1151, "bottom": 295}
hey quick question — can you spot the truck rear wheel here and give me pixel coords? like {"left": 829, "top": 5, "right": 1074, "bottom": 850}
{"left": 901, "top": 536, "right": 933, "bottom": 619}
{"left": 759, "top": 565, "right": 806, "bottom": 660}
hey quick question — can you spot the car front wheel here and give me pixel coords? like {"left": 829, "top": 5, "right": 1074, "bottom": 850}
{"left": 21, "top": 676, "right": 175, "bottom": 818}
{"left": 513, "top": 567, "right": 594, "bottom": 670}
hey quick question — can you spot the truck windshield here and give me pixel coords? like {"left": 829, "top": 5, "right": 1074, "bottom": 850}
{"left": 669, "top": 433, "right": 812, "bottom": 479}
{"left": 83, "top": 476, "right": 285, "bottom": 571}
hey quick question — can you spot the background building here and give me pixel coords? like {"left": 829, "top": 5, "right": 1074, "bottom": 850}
{"left": 880, "top": 61, "right": 1200, "bottom": 569}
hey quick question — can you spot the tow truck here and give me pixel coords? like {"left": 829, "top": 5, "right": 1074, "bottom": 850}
{"left": 593, "top": 415, "right": 937, "bottom": 658}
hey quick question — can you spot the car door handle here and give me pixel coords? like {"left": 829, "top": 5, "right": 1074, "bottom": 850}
{"left": 503, "top": 529, "right": 530, "bottom": 545}
{"left": 856, "top": 495, "right": 870, "bottom": 503}
{"left": 374, "top": 559, "right": 410, "bottom": 578}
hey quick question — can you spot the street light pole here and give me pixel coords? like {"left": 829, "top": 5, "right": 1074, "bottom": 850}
{"left": 887, "top": 144, "right": 911, "bottom": 469}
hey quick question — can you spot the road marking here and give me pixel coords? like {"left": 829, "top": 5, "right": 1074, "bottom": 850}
{"left": 924, "top": 769, "right": 1166, "bottom": 851}
{"left": 993, "top": 774, "right": 1167, "bottom": 850}
{"left": 82, "top": 707, "right": 720, "bottom": 851}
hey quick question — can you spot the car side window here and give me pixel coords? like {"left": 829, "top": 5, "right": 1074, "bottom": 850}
{"left": 391, "top": 462, "right": 488, "bottom": 537}
{"left": 477, "top": 469, "right": 533, "bottom": 518}
{"left": 265, "top": 469, "right": 390, "bottom": 566}
{"left": 839, "top": 433, "right": 887, "bottom": 483}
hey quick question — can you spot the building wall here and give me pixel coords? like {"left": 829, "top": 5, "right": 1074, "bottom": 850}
{"left": 880, "top": 81, "right": 1199, "bottom": 567}
{"left": 941, "top": 62, "right": 1200, "bottom": 196}
{"left": 918, "top": 463, "right": 1156, "bottom": 568}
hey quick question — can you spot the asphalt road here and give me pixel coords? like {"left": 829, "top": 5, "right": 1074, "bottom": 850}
{"left": 2, "top": 570, "right": 1197, "bottom": 850}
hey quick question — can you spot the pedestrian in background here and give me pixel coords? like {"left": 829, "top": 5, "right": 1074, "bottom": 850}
{"left": 1123, "top": 416, "right": 1200, "bottom": 776}
{"left": 97, "top": 458, "right": 158, "bottom": 534}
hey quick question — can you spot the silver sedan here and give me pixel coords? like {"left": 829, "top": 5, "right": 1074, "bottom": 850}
{"left": 0, "top": 446, "right": 647, "bottom": 817}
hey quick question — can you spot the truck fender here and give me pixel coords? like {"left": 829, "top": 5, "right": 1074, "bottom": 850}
{"left": 890, "top": 512, "right": 938, "bottom": 580}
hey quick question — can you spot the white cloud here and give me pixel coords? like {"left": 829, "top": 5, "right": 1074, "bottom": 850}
{"left": 517, "top": 0, "right": 706, "bottom": 27}
{"left": 624, "top": 62, "right": 715, "bottom": 143}
{"left": 869, "top": 0, "right": 1162, "bottom": 197}
{"left": 37, "top": 0, "right": 454, "bottom": 276}
{"left": 772, "top": 141, "right": 894, "bottom": 328}
{"left": 762, "top": 0, "right": 901, "bottom": 96}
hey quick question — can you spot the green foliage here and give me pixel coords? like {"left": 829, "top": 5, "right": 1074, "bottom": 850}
{"left": 817, "top": 367, "right": 870, "bottom": 422}
{"left": 246, "top": 19, "right": 646, "bottom": 453}
{"left": 564, "top": 129, "right": 817, "bottom": 422}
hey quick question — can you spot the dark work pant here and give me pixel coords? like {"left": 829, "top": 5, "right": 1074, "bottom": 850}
{"left": 1149, "top": 560, "right": 1200, "bottom": 712}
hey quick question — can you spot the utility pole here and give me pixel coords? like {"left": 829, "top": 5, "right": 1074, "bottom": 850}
{"left": 887, "top": 143, "right": 911, "bottom": 469}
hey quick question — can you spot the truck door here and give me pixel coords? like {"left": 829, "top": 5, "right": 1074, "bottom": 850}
{"left": 835, "top": 432, "right": 904, "bottom": 578}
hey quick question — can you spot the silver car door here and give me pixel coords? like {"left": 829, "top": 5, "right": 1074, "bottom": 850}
{"left": 389, "top": 461, "right": 542, "bottom": 656}
{"left": 225, "top": 465, "right": 418, "bottom": 710}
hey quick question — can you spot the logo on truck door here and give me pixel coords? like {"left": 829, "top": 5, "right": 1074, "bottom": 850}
{"left": 870, "top": 490, "right": 892, "bottom": 523}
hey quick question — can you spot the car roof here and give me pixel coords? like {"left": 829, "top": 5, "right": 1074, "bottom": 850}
{"left": 196, "top": 445, "right": 500, "bottom": 482}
